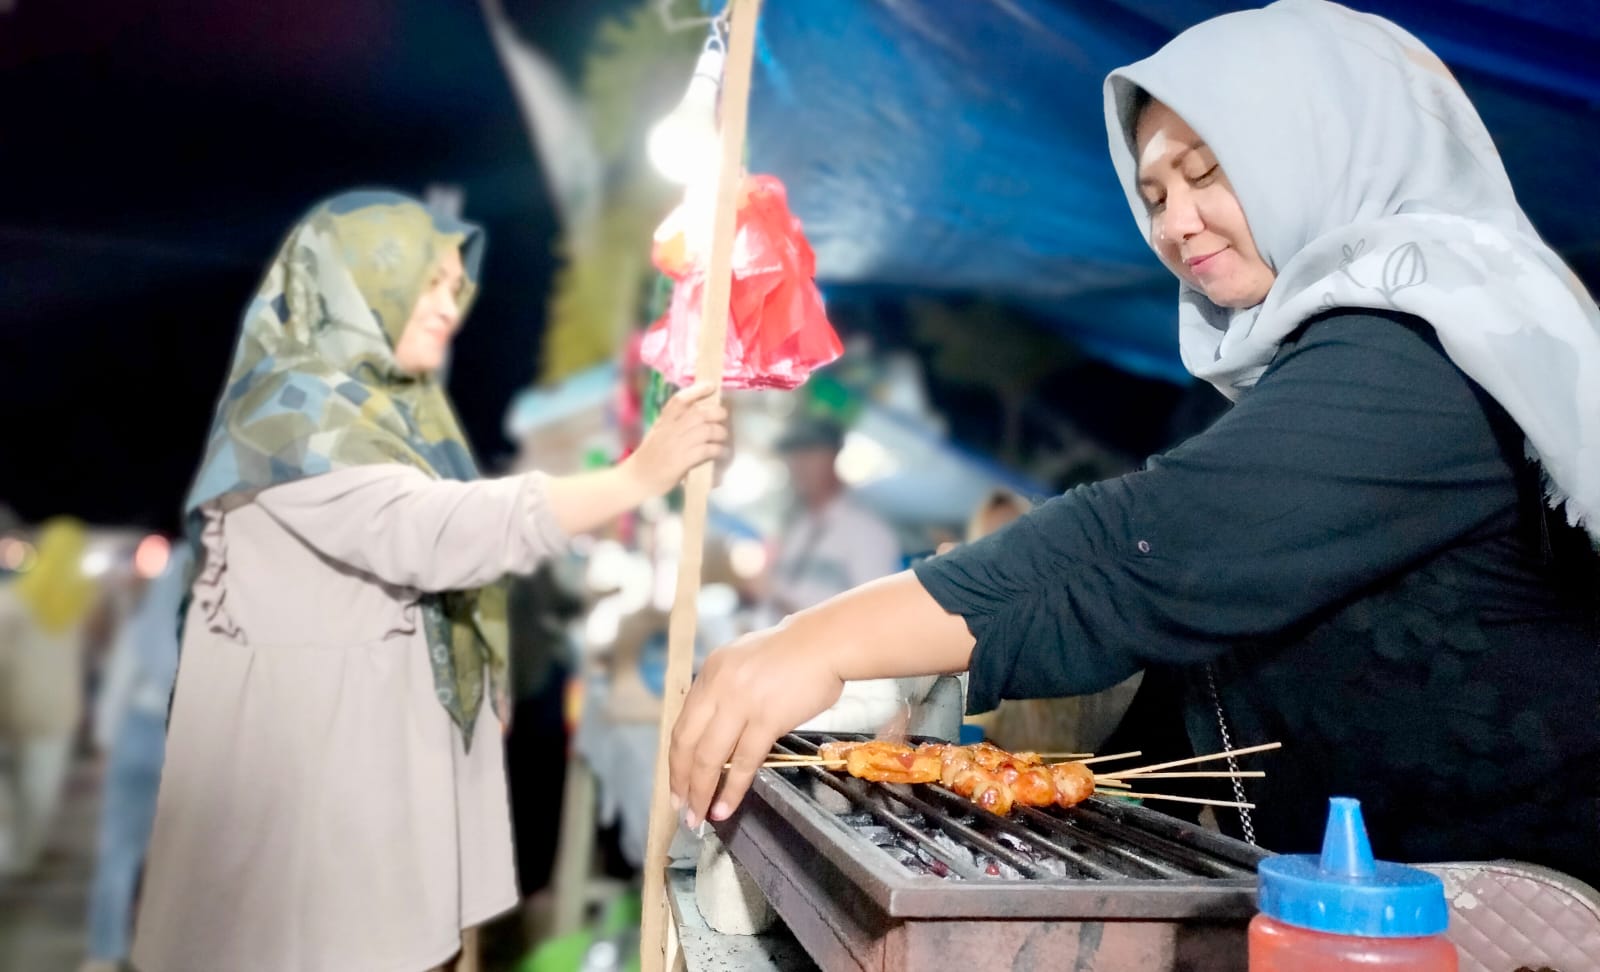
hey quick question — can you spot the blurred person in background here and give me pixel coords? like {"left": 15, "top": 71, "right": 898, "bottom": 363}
{"left": 934, "top": 487, "right": 1031, "bottom": 556}
{"left": 503, "top": 560, "right": 583, "bottom": 899}
{"left": 964, "top": 488, "right": 1029, "bottom": 545}
{"left": 759, "top": 416, "right": 900, "bottom": 620}
{"left": 0, "top": 516, "right": 99, "bottom": 878}
{"left": 754, "top": 416, "right": 934, "bottom": 733}
{"left": 497, "top": 369, "right": 614, "bottom": 910}
{"left": 78, "top": 544, "right": 189, "bottom": 972}
{"left": 129, "top": 190, "right": 726, "bottom": 972}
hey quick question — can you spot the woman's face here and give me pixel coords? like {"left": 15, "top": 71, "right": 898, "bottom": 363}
{"left": 394, "top": 247, "right": 465, "bottom": 375}
{"left": 1135, "top": 99, "right": 1275, "bottom": 309}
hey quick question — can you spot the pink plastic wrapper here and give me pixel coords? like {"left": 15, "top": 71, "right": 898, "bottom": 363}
{"left": 642, "top": 174, "right": 843, "bottom": 390}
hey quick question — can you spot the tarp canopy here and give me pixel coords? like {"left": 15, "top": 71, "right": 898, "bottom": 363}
{"left": 745, "top": 0, "right": 1600, "bottom": 381}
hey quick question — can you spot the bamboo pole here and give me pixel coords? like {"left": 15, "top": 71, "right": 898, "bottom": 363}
{"left": 639, "top": 3, "right": 763, "bottom": 969}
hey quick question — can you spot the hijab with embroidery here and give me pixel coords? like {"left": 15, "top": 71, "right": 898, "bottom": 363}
{"left": 1104, "top": 0, "right": 1600, "bottom": 540}
{"left": 187, "top": 189, "right": 508, "bottom": 746}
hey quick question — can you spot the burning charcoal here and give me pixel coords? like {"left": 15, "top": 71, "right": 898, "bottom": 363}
{"left": 904, "top": 842, "right": 960, "bottom": 881}
{"left": 838, "top": 812, "right": 877, "bottom": 828}
{"left": 975, "top": 856, "right": 1023, "bottom": 880}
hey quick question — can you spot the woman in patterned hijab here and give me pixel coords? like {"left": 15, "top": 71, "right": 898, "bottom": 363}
{"left": 134, "top": 190, "right": 725, "bottom": 972}
{"left": 186, "top": 189, "right": 514, "bottom": 741}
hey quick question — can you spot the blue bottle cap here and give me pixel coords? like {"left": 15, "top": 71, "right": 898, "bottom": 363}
{"left": 1257, "top": 797, "right": 1449, "bottom": 937}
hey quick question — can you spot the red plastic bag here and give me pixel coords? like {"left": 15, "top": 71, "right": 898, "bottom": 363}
{"left": 642, "top": 174, "right": 843, "bottom": 390}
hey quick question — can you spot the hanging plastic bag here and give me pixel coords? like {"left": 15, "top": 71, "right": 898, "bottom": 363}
{"left": 641, "top": 174, "right": 842, "bottom": 390}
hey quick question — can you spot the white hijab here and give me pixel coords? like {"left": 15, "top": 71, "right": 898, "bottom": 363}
{"left": 1104, "top": 0, "right": 1600, "bottom": 539}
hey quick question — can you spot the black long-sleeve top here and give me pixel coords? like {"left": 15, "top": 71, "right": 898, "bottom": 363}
{"left": 915, "top": 309, "right": 1599, "bottom": 882}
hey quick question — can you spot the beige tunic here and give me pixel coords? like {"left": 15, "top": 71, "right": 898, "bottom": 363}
{"left": 131, "top": 466, "right": 567, "bottom": 972}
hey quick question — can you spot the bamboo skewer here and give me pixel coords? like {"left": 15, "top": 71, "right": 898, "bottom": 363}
{"left": 742, "top": 741, "right": 1275, "bottom": 821}
{"left": 754, "top": 748, "right": 1273, "bottom": 781}
{"left": 1102, "top": 770, "right": 1264, "bottom": 781}
{"left": 1095, "top": 789, "right": 1257, "bottom": 809}
{"left": 747, "top": 750, "right": 1264, "bottom": 811}
{"left": 1074, "top": 750, "right": 1142, "bottom": 766}
{"left": 1103, "top": 741, "right": 1282, "bottom": 778}
{"left": 744, "top": 763, "right": 1255, "bottom": 810}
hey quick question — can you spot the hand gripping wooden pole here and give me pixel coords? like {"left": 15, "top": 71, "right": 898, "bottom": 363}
{"left": 639, "top": 2, "right": 762, "bottom": 969}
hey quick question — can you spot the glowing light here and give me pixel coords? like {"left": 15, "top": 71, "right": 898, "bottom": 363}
{"left": 134, "top": 534, "right": 171, "bottom": 579}
{"left": 584, "top": 540, "right": 630, "bottom": 594}
{"left": 647, "top": 44, "right": 725, "bottom": 185}
{"left": 728, "top": 539, "right": 767, "bottom": 579}
{"left": 585, "top": 598, "right": 623, "bottom": 648}
{"left": 835, "top": 432, "right": 898, "bottom": 486}
{"left": 712, "top": 453, "right": 776, "bottom": 507}
{"left": 698, "top": 583, "right": 738, "bottom": 618}
{"left": 0, "top": 537, "right": 29, "bottom": 571}
{"left": 81, "top": 549, "right": 113, "bottom": 578}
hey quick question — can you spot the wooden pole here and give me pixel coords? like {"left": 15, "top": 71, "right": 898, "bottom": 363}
{"left": 639, "top": 2, "right": 762, "bottom": 969}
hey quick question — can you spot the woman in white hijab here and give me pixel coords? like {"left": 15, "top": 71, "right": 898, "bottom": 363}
{"left": 665, "top": 0, "right": 1600, "bottom": 882}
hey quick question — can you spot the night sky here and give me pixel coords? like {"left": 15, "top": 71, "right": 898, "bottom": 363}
{"left": 0, "top": 0, "right": 636, "bottom": 532}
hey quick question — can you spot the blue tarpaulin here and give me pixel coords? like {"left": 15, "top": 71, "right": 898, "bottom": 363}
{"left": 745, "top": 0, "right": 1600, "bottom": 382}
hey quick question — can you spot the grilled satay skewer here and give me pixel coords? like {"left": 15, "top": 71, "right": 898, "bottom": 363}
{"left": 805, "top": 739, "right": 1260, "bottom": 815}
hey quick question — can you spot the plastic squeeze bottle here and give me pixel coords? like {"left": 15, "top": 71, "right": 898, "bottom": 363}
{"left": 1250, "top": 797, "right": 1458, "bottom": 971}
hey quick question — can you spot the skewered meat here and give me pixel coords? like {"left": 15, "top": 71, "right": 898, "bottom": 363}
{"left": 840, "top": 740, "right": 943, "bottom": 784}
{"left": 813, "top": 740, "right": 1098, "bottom": 816}
{"left": 1048, "top": 760, "right": 1096, "bottom": 808}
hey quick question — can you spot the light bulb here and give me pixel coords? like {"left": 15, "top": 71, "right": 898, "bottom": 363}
{"left": 648, "top": 45, "right": 725, "bottom": 184}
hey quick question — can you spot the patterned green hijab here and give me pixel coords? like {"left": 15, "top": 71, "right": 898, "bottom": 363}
{"left": 187, "top": 189, "right": 508, "bottom": 746}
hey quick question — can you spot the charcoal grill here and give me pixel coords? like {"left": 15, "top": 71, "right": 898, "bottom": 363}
{"left": 711, "top": 732, "right": 1269, "bottom": 971}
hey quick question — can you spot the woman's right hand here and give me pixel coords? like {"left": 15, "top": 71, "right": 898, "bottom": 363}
{"left": 623, "top": 383, "right": 729, "bottom": 498}
{"left": 669, "top": 572, "right": 978, "bottom": 826}
{"left": 669, "top": 622, "right": 847, "bottom": 827}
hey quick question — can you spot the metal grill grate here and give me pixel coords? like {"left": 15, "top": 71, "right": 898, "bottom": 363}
{"left": 710, "top": 733, "right": 1267, "bottom": 971}
{"left": 774, "top": 732, "right": 1261, "bottom": 891}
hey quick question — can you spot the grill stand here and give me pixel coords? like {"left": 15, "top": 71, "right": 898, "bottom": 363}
{"left": 718, "top": 791, "right": 1249, "bottom": 971}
